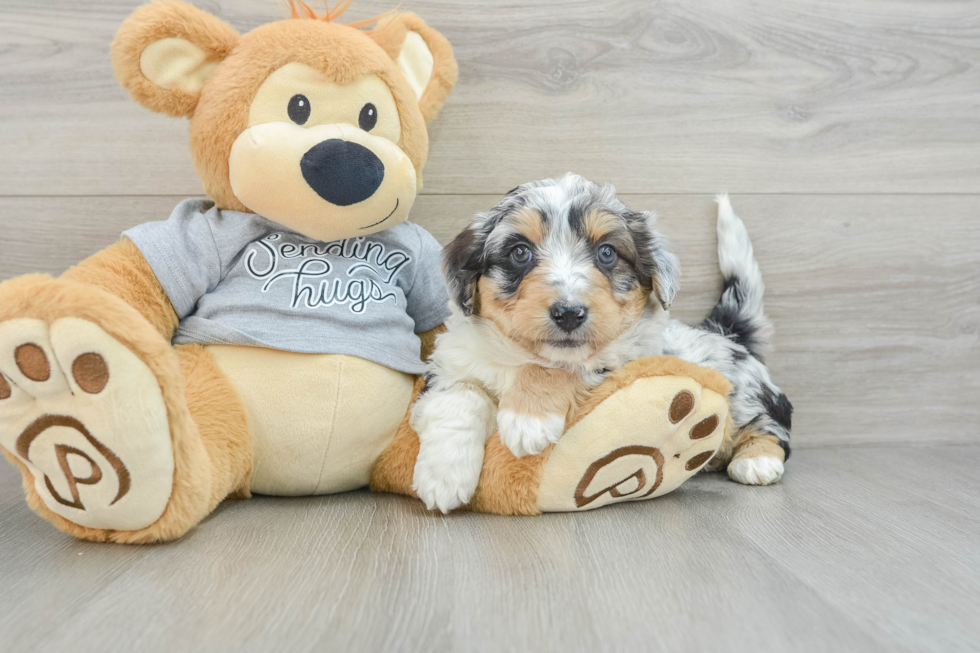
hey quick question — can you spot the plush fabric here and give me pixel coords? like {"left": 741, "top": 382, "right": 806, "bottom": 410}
{"left": 209, "top": 346, "right": 413, "bottom": 496}
{"left": 111, "top": 0, "right": 240, "bottom": 118}
{"left": 369, "top": 12, "right": 458, "bottom": 125}
{"left": 371, "top": 356, "right": 734, "bottom": 515}
{"left": 61, "top": 239, "right": 179, "bottom": 339}
{"left": 175, "top": 344, "right": 254, "bottom": 505}
{"left": 0, "top": 316, "right": 175, "bottom": 531}
{"left": 0, "top": 274, "right": 212, "bottom": 543}
{"left": 535, "top": 366, "right": 730, "bottom": 512}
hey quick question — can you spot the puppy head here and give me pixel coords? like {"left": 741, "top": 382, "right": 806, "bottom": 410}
{"left": 443, "top": 173, "right": 680, "bottom": 363}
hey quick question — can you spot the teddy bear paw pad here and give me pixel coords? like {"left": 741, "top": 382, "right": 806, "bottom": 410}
{"left": 535, "top": 374, "right": 728, "bottom": 512}
{"left": 0, "top": 317, "right": 174, "bottom": 530}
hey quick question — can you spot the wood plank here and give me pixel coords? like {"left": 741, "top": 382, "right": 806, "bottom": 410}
{"left": 0, "top": 0, "right": 978, "bottom": 196}
{"left": 1, "top": 193, "right": 977, "bottom": 448}
{"left": 1, "top": 445, "right": 978, "bottom": 652}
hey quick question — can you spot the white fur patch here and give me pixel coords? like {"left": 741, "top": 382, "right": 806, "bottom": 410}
{"left": 412, "top": 384, "right": 496, "bottom": 513}
{"left": 728, "top": 456, "right": 784, "bottom": 486}
{"left": 497, "top": 409, "right": 565, "bottom": 458}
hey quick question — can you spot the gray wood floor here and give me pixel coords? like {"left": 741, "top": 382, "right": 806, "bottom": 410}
{"left": 2, "top": 445, "right": 979, "bottom": 653}
{"left": 0, "top": 0, "right": 978, "bottom": 650}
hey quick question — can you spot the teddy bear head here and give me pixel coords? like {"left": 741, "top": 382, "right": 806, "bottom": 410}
{"left": 112, "top": 0, "right": 457, "bottom": 242}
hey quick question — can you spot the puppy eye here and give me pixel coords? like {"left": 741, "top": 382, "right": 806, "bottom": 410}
{"left": 288, "top": 94, "right": 311, "bottom": 125}
{"left": 358, "top": 103, "right": 378, "bottom": 131}
{"left": 596, "top": 244, "right": 618, "bottom": 266}
{"left": 510, "top": 244, "right": 533, "bottom": 265}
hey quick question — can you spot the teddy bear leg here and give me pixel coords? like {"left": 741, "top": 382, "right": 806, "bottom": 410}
{"left": 468, "top": 357, "right": 735, "bottom": 515}
{"left": 370, "top": 377, "right": 426, "bottom": 497}
{"left": 173, "top": 343, "right": 253, "bottom": 506}
{"left": 0, "top": 275, "right": 249, "bottom": 543}
{"left": 372, "top": 357, "right": 735, "bottom": 516}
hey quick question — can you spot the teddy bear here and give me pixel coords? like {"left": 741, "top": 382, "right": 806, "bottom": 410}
{"left": 0, "top": 0, "right": 731, "bottom": 543}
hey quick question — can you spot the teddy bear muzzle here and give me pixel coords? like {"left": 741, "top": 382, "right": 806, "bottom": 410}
{"left": 228, "top": 121, "right": 417, "bottom": 242}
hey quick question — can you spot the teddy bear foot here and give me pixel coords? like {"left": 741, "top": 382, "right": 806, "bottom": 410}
{"left": 452, "top": 357, "right": 733, "bottom": 515}
{"left": 534, "top": 361, "right": 729, "bottom": 512}
{"left": 372, "top": 357, "right": 734, "bottom": 516}
{"left": 0, "top": 316, "right": 175, "bottom": 532}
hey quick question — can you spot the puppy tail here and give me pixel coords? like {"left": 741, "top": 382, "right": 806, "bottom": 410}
{"left": 701, "top": 195, "right": 775, "bottom": 360}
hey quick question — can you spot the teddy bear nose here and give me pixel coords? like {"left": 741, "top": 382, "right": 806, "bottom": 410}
{"left": 300, "top": 139, "right": 385, "bottom": 206}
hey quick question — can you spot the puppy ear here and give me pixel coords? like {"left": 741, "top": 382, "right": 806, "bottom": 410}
{"left": 628, "top": 210, "right": 681, "bottom": 311}
{"left": 111, "top": 1, "right": 239, "bottom": 118}
{"left": 442, "top": 222, "right": 487, "bottom": 316}
{"left": 368, "top": 13, "right": 458, "bottom": 124}
{"left": 652, "top": 244, "right": 681, "bottom": 311}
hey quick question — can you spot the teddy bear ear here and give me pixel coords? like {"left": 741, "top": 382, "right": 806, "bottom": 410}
{"left": 368, "top": 13, "right": 458, "bottom": 124}
{"left": 111, "top": 1, "right": 240, "bottom": 118}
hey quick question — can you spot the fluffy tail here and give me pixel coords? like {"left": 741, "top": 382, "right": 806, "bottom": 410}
{"left": 701, "top": 195, "right": 774, "bottom": 360}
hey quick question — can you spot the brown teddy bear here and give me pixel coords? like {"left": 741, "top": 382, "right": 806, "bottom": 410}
{"left": 0, "top": 1, "right": 730, "bottom": 543}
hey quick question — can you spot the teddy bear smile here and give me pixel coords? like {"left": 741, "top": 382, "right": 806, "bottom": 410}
{"left": 360, "top": 198, "right": 400, "bottom": 230}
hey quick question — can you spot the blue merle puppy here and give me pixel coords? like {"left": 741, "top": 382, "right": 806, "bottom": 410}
{"left": 411, "top": 173, "right": 792, "bottom": 512}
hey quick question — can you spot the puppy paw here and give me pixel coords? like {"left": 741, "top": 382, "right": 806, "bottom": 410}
{"left": 497, "top": 409, "right": 565, "bottom": 458}
{"left": 413, "top": 465, "right": 472, "bottom": 513}
{"left": 412, "top": 429, "right": 485, "bottom": 513}
{"left": 727, "top": 456, "right": 784, "bottom": 486}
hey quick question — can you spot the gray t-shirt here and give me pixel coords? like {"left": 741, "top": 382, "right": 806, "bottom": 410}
{"left": 124, "top": 199, "right": 450, "bottom": 374}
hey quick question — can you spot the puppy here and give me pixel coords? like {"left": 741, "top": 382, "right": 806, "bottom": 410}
{"left": 412, "top": 174, "right": 792, "bottom": 512}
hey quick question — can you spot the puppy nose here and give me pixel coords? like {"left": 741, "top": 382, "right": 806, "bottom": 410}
{"left": 550, "top": 304, "right": 588, "bottom": 332}
{"left": 301, "top": 139, "right": 385, "bottom": 206}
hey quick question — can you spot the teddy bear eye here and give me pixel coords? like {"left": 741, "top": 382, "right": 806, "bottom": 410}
{"left": 358, "top": 103, "right": 378, "bottom": 131}
{"left": 288, "top": 94, "right": 311, "bottom": 125}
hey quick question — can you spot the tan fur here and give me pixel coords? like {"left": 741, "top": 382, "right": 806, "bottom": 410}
{"left": 369, "top": 376, "right": 426, "bottom": 496}
{"left": 192, "top": 19, "right": 428, "bottom": 210}
{"left": 175, "top": 344, "right": 254, "bottom": 504}
{"left": 726, "top": 430, "right": 785, "bottom": 465}
{"left": 371, "top": 355, "right": 733, "bottom": 515}
{"left": 702, "top": 413, "right": 737, "bottom": 472}
{"left": 418, "top": 323, "right": 446, "bottom": 362}
{"left": 583, "top": 210, "right": 620, "bottom": 244}
{"left": 512, "top": 209, "right": 545, "bottom": 244}
{"left": 583, "top": 267, "right": 649, "bottom": 354}
{"left": 570, "top": 356, "right": 732, "bottom": 428}
{"left": 477, "top": 269, "right": 557, "bottom": 357}
{"left": 61, "top": 239, "right": 179, "bottom": 340}
{"left": 111, "top": 1, "right": 240, "bottom": 118}
{"left": 499, "top": 364, "right": 582, "bottom": 421}
{"left": 468, "top": 435, "right": 549, "bottom": 515}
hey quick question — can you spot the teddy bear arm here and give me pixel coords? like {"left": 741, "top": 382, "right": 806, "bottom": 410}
{"left": 60, "top": 239, "right": 179, "bottom": 340}
{"left": 417, "top": 323, "right": 446, "bottom": 362}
